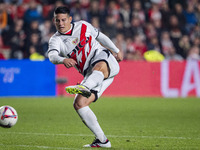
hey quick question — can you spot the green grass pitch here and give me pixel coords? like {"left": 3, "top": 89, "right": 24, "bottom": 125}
{"left": 0, "top": 97, "right": 200, "bottom": 150}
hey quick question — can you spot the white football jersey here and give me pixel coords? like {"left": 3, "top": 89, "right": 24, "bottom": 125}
{"left": 48, "top": 20, "right": 105, "bottom": 74}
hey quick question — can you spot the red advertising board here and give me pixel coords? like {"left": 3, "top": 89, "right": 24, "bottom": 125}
{"left": 56, "top": 61, "right": 200, "bottom": 97}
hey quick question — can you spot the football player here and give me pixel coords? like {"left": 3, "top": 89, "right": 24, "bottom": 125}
{"left": 48, "top": 6, "right": 123, "bottom": 148}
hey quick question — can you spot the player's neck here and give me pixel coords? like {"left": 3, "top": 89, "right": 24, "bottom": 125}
{"left": 63, "top": 24, "right": 72, "bottom": 34}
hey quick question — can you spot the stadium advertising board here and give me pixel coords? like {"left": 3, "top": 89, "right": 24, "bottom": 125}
{"left": 161, "top": 60, "right": 200, "bottom": 97}
{"left": 0, "top": 60, "right": 199, "bottom": 97}
{"left": 0, "top": 60, "right": 56, "bottom": 96}
{"left": 57, "top": 60, "right": 200, "bottom": 97}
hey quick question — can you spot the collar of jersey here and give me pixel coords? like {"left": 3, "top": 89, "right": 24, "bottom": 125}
{"left": 58, "top": 23, "right": 74, "bottom": 36}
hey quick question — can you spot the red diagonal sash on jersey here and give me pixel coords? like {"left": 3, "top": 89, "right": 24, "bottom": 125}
{"left": 71, "top": 24, "right": 92, "bottom": 73}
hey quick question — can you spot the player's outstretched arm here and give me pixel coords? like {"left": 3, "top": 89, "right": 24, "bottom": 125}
{"left": 96, "top": 32, "right": 123, "bottom": 62}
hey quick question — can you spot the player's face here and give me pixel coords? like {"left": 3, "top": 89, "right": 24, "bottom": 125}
{"left": 54, "top": 13, "right": 72, "bottom": 33}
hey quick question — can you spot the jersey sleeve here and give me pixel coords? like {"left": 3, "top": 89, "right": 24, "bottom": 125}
{"left": 96, "top": 32, "right": 120, "bottom": 53}
{"left": 48, "top": 35, "right": 61, "bottom": 53}
{"left": 48, "top": 50, "right": 65, "bottom": 64}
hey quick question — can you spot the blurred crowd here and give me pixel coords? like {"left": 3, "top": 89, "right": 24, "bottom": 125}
{"left": 0, "top": 0, "right": 200, "bottom": 61}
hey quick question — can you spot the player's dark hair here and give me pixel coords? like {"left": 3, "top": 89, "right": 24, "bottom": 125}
{"left": 54, "top": 6, "right": 70, "bottom": 15}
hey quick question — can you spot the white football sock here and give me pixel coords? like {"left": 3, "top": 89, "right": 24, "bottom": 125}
{"left": 82, "top": 70, "right": 104, "bottom": 90}
{"left": 77, "top": 106, "right": 107, "bottom": 143}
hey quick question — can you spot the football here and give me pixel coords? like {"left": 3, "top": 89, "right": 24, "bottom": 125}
{"left": 0, "top": 106, "right": 18, "bottom": 128}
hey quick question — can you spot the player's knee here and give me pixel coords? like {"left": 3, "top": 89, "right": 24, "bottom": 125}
{"left": 73, "top": 96, "right": 88, "bottom": 110}
{"left": 73, "top": 101, "right": 80, "bottom": 110}
{"left": 73, "top": 101, "right": 83, "bottom": 110}
{"left": 73, "top": 94, "right": 95, "bottom": 110}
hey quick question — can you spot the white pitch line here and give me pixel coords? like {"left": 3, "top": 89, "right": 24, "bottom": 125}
{"left": 0, "top": 143, "right": 81, "bottom": 150}
{"left": 1, "top": 131, "right": 200, "bottom": 140}
{"left": 2, "top": 131, "right": 93, "bottom": 137}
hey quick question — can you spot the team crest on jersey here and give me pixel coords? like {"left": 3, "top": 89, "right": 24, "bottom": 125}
{"left": 72, "top": 38, "right": 79, "bottom": 45}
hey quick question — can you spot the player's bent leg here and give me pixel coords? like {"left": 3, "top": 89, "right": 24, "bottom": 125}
{"left": 80, "top": 61, "right": 110, "bottom": 91}
{"left": 65, "top": 60, "right": 112, "bottom": 98}
{"left": 65, "top": 61, "right": 108, "bottom": 98}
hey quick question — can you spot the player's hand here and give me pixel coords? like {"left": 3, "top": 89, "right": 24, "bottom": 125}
{"left": 115, "top": 51, "right": 123, "bottom": 62}
{"left": 63, "top": 58, "right": 77, "bottom": 68}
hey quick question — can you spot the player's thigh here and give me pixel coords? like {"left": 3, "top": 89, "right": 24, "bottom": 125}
{"left": 92, "top": 61, "right": 109, "bottom": 78}
{"left": 91, "top": 50, "right": 120, "bottom": 78}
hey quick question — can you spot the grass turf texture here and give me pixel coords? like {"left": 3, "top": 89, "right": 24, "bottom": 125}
{"left": 0, "top": 97, "right": 200, "bottom": 150}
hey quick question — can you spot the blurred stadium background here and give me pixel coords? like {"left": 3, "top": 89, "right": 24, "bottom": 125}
{"left": 0, "top": 1, "right": 200, "bottom": 149}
